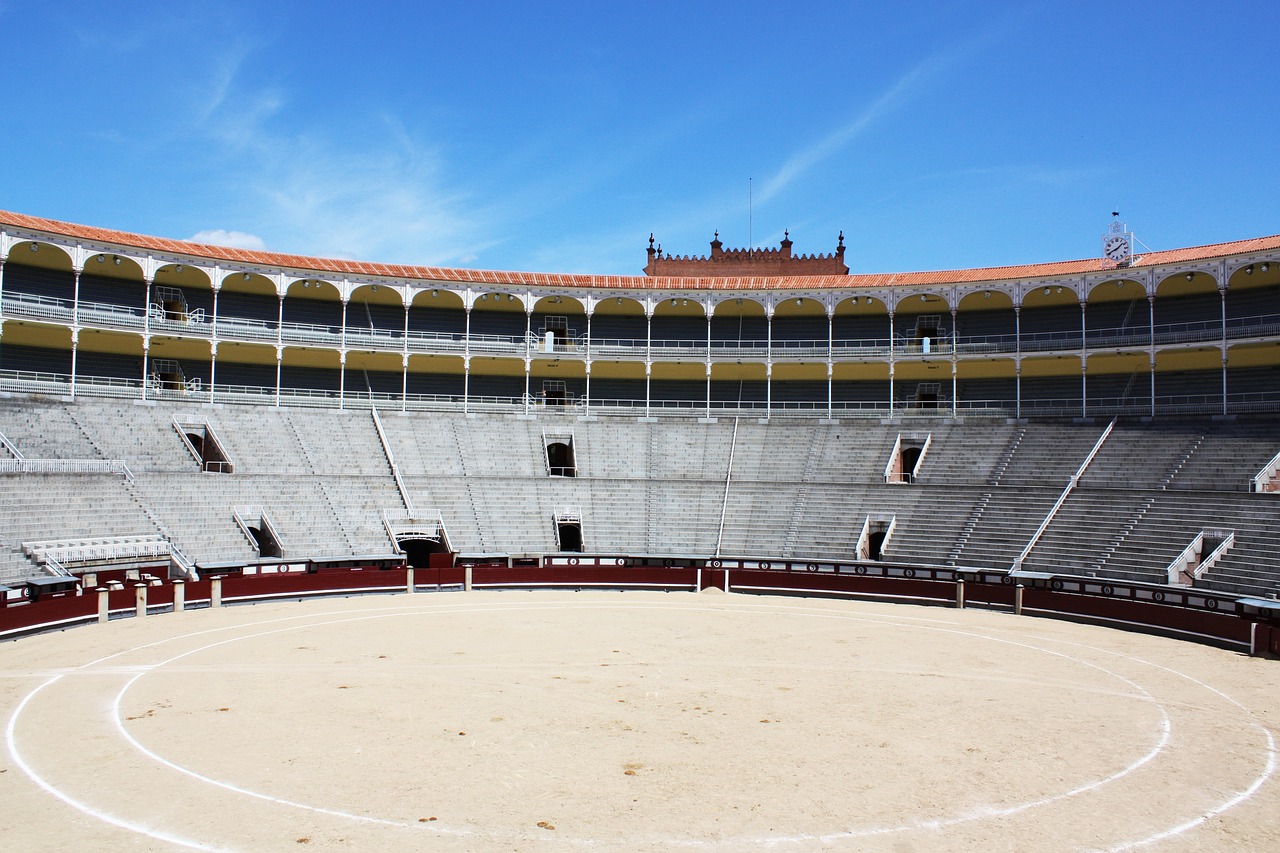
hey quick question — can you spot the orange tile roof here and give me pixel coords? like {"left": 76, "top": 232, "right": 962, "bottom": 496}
{"left": 3, "top": 209, "right": 1278, "bottom": 291}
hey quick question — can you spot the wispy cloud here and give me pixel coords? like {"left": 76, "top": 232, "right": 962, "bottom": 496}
{"left": 187, "top": 229, "right": 266, "bottom": 251}
{"left": 182, "top": 54, "right": 490, "bottom": 266}
{"left": 755, "top": 26, "right": 1010, "bottom": 206}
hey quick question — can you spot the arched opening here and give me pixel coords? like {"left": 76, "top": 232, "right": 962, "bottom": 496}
{"left": 557, "top": 522, "right": 583, "bottom": 552}
{"left": 397, "top": 536, "right": 451, "bottom": 568}
{"left": 546, "top": 438, "right": 576, "bottom": 476}
{"left": 867, "top": 530, "right": 887, "bottom": 561}
{"left": 859, "top": 515, "right": 895, "bottom": 561}
{"left": 248, "top": 526, "right": 282, "bottom": 559}
{"left": 533, "top": 295, "right": 585, "bottom": 351}
{"left": 901, "top": 446, "right": 922, "bottom": 478}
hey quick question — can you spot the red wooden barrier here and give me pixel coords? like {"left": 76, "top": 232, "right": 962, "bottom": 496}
{"left": 0, "top": 560, "right": 1271, "bottom": 657}
{"left": 223, "top": 567, "right": 407, "bottom": 601}
{"left": 474, "top": 564, "right": 698, "bottom": 589}
{"left": 1022, "top": 587, "right": 1253, "bottom": 646}
{"left": 0, "top": 594, "right": 96, "bottom": 635}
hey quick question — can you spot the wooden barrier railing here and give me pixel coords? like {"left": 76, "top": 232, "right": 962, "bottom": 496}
{"left": 2, "top": 557, "right": 1276, "bottom": 655}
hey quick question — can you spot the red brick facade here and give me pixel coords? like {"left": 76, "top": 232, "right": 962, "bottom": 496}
{"left": 644, "top": 231, "right": 848, "bottom": 277}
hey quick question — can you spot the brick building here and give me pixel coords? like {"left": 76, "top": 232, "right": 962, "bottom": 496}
{"left": 644, "top": 231, "right": 848, "bottom": 277}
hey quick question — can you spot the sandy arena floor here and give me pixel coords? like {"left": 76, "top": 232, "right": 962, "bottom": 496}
{"left": 1, "top": 589, "right": 1278, "bottom": 852}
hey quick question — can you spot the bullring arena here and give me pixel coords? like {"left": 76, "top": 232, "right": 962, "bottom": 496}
{"left": 1, "top": 210, "right": 1280, "bottom": 850}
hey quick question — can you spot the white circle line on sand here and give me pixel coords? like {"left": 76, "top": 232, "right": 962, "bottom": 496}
{"left": 103, "top": 600, "right": 1177, "bottom": 848}
{"left": 7, "top": 594, "right": 1271, "bottom": 850}
{"left": 5, "top": 674, "right": 228, "bottom": 853}
{"left": 948, "top": 619, "right": 1280, "bottom": 851}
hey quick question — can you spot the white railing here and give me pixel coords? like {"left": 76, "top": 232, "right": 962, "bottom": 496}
{"left": 382, "top": 508, "right": 449, "bottom": 548}
{"left": 1253, "top": 448, "right": 1280, "bottom": 493}
{"left": 1166, "top": 530, "right": 1236, "bottom": 585}
{"left": 0, "top": 429, "right": 25, "bottom": 460}
{"left": 715, "top": 416, "right": 740, "bottom": 558}
{"left": 371, "top": 406, "right": 415, "bottom": 516}
{"left": 1014, "top": 418, "right": 1116, "bottom": 570}
{"left": 43, "top": 554, "right": 73, "bottom": 578}
{"left": 25, "top": 535, "right": 172, "bottom": 567}
{"left": 0, "top": 458, "right": 134, "bottom": 479}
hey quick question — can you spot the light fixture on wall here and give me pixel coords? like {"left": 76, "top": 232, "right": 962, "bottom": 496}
{"left": 29, "top": 243, "right": 38, "bottom": 252}
{"left": 175, "top": 264, "right": 183, "bottom": 273}
{"left": 615, "top": 297, "right": 623, "bottom": 304}
{"left": 1246, "top": 265, "right": 1255, "bottom": 275}
{"left": 796, "top": 298, "right": 803, "bottom": 305}
{"left": 682, "top": 299, "right": 688, "bottom": 306}
{"left": 97, "top": 254, "right": 106, "bottom": 264}
{"left": 1186, "top": 273, "right": 1194, "bottom": 281}
{"left": 243, "top": 273, "right": 251, "bottom": 281}
{"left": 371, "top": 285, "right": 379, "bottom": 292}
{"left": 865, "top": 297, "right": 873, "bottom": 304}
{"left": 1043, "top": 287, "right": 1051, "bottom": 295}
{"left": 983, "top": 290, "right": 991, "bottom": 299}
{"left": 920, "top": 294, "right": 928, "bottom": 302}
{"left": 508, "top": 294, "right": 515, "bottom": 302}
{"left": 432, "top": 289, "right": 439, "bottom": 298}
{"left": 671, "top": 298, "right": 677, "bottom": 306}
{"left": 1263, "top": 263, "right": 1271, "bottom": 273}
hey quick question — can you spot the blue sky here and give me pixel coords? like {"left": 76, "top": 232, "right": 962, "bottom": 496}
{"left": 2, "top": 2, "right": 1277, "bottom": 276}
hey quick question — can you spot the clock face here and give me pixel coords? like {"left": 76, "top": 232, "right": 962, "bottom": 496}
{"left": 1103, "top": 234, "right": 1129, "bottom": 261}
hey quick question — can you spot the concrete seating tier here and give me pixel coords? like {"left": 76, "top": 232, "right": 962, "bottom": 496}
{"left": 0, "top": 395, "right": 1275, "bottom": 598}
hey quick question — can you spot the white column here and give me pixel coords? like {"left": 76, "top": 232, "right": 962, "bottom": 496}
{"left": 1220, "top": 284, "right": 1229, "bottom": 416}
{"left": 1080, "top": 300, "right": 1088, "bottom": 418}
{"left": 705, "top": 303, "right": 712, "bottom": 417}
{"left": 208, "top": 342, "right": 218, "bottom": 404}
{"left": 275, "top": 293, "right": 284, "bottom": 407}
{"left": 1014, "top": 303, "right": 1022, "bottom": 417}
{"left": 950, "top": 307, "right": 958, "bottom": 416}
{"left": 463, "top": 305, "right": 472, "bottom": 414}
{"left": 70, "top": 329, "right": 79, "bottom": 398}
{"left": 1148, "top": 293, "right": 1156, "bottom": 417}
{"left": 645, "top": 308, "right": 652, "bottom": 416}
{"left": 1014, "top": 360, "right": 1022, "bottom": 419}
{"left": 887, "top": 309, "right": 895, "bottom": 415}
{"left": 72, "top": 267, "right": 82, "bottom": 327}
{"left": 826, "top": 309, "right": 833, "bottom": 419}
{"left": 765, "top": 308, "right": 772, "bottom": 419}
{"left": 338, "top": 350, "right": 347, "bottom": 410}
{"left": 402, "top": 301, "right": 410, "bottom": 413}
{"left": 141, "top": 276, "right": 153, "bottom": 401}
{"left": 210, "top": 284, "right": 220, "bottom": 405}
{"left": 524, "top": 307, "right": 532, "bottom": 414}
{"left": 401, "top": 353, "right": 409, "bottom": 413}
{"left": 645, "top": 361, "right": 652, "bottom": 418}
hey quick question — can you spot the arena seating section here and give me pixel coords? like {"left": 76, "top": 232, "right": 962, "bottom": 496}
{"left": 1, "top": 397, "right": 1276, "bottom": 599}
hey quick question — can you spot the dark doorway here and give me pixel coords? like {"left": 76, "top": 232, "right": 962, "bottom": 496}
{"left": 542, "top": 380, "right": 569, "bottom": 406}
{"left": 546, "top": 439, "right": 576, "bottom": 476}
{"left": 248, "top": 526, "right": 282, "bottom": 558}
{"left": 900, "top": 446, "right": 922, "bottom": 482}
{"left": 398, "top": 537, "right": 450, "bottom": 568}
{"left": 557, "top": 522, "right": 583, "bottom": 552}
{"left": 867, "top": 530, "right": 887, "bottom": 561}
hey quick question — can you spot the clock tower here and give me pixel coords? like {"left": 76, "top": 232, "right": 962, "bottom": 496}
{"left": 1102, "top": 212, "right": 1133, "bottom": 267}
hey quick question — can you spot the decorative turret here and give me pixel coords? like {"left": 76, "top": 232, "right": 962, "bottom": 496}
{"left": 643, "top": 231, "right": 849, "bottom": 277}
